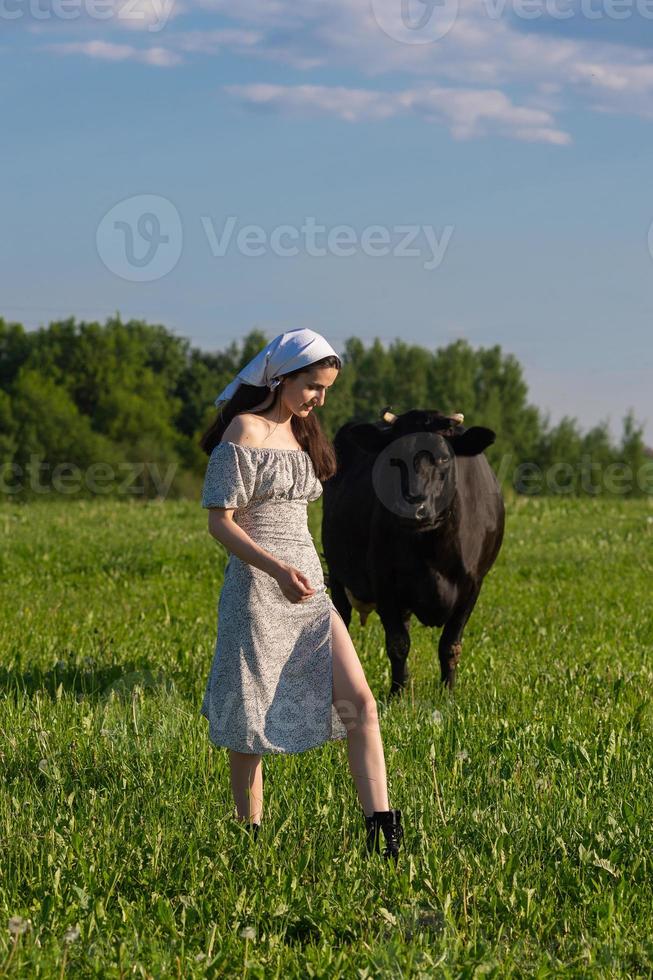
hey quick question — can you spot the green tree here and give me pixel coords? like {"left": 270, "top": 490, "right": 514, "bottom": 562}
{"left": 0, "top": 319, "right": 31, "bottom": 389}
{"left": 618, "top": 410, "right": 648, "bottom": 498}
{"left": 8, "top": 369, "right": 123, "bottom": 500}
{"left": 0, "top": 389, "right": 17, "bottom": 464}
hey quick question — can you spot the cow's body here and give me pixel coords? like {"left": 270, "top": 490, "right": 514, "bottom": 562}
{"left": 322, "top": 411, "right": 505, "bottom": 692}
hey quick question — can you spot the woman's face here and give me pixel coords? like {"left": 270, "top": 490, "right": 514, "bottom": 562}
{"left": 284, "top": 366, "right": 338, "bottom": 417}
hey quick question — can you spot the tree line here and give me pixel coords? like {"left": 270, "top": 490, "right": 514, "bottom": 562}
{"left": 0, "top": 315, "right": 649, "bottom": 501}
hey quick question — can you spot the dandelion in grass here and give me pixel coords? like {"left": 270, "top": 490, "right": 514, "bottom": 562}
{"left": 8, "top": 917, "right": 30, "bottom": 937}
{"left": 59, "top": 923, "right": 80, "bottom": 976}
{"left": 63, "top": 926, "right": 80, "bottom": 944}
{"left": 5, "top": 917, "right": 31, "bottom": 973}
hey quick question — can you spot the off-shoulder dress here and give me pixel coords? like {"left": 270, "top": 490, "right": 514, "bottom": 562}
{"left": 199, "top": 440, "right": 349, "bottom": 754}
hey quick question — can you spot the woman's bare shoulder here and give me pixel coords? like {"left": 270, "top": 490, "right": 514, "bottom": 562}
{"left": 221, "top": 413, "right": 268, "bottom": 449}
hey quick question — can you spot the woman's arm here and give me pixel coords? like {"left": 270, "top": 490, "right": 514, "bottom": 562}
{"left": 208, "top": 509, "right": 285, "bottom": 579}
{"left": 206, "top": 414, "right": 287, "bottom": 578}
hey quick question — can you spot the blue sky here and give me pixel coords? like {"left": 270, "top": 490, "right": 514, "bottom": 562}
{"left": 1, "top": 0, "right": 652, "bottom": 441}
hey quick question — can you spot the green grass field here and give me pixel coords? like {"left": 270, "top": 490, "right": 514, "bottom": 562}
{"left": 1, "top": 495, "right": 652, "bottom": 978}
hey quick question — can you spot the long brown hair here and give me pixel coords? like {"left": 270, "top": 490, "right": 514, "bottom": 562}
{"left": 199, "top": 354, "right": 341, "bottom": 482}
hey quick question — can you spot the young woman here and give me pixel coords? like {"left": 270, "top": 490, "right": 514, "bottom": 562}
{"left": 199, "top": 329, "right": 404, "bottom": 861}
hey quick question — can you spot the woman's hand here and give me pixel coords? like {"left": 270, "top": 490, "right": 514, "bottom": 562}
{"left": 274, "top": 562, "right": 316, "bottom": 604}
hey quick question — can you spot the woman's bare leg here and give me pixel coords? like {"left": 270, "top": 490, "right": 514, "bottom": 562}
{"left": 228, "top": 750, "right": 263, "bottom": 823}
{"left": 330, "top": 608, "right": 390, "bottom": 816}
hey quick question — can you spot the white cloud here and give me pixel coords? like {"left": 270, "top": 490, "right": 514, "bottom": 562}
{"left": 45, "top": 39, "right": 181, "bottom": 65}
{"left": 198, "top": 0, "right": 653, "bottom": 127}
{"left": 224, "top": 84, "right": 398, "bottom": 122}
{"left": 24, "top": 0, "right": 183, "bottom": 34}
{"left": 174, "top": 27, "right": 262, "bottom": 53}
{"left": 33, "top": 0, "right": 653, "bottom": 136}
{"left": 109, "top": 0, "right": 182, "bottom": 33}
{"left": 225, "top": 82, "right": 572, "bottom": 143}
{"left": 571, "top": 60, "right": 653, "bottom": 93}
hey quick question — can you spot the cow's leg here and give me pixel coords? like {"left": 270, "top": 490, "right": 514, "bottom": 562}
{"left": 438, "top": 588, "right": 480, "bottom": 689}
{"left": 328, "top": 576, "right": 353, "bottom": 629}
{"left": 377, "top": 606, "right": 412, "bottom": 699}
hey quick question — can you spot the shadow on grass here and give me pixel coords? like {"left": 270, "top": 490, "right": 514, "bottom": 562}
{"left": 0, "top": 662, "right": 175, "bottom": 702}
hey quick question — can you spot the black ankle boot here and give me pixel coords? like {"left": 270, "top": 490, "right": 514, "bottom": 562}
{"left": 364, "top": 808, "right": 404, "bottom": 862}
{"left": 237, "top": 819, "right": 260, "bottom": 840}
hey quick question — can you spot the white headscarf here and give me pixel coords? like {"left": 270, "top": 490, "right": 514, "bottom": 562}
{"left": 214, "top": 328, "right": 340, "bottom": 406}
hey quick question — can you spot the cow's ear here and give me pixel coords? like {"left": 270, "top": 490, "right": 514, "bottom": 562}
{"left": 448, "top": 426, "right": 496, "bottom": 456}
{"left": 345, "top": 422, "right": 390, "bottom": 455}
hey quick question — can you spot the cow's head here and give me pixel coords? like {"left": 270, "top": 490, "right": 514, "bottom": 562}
{"left": 345, "top": 409, "right": 496, "bottom": 529}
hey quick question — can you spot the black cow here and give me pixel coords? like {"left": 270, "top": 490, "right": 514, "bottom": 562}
{"left": 322, "top": 409, "right": 505, "bottom": 694}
